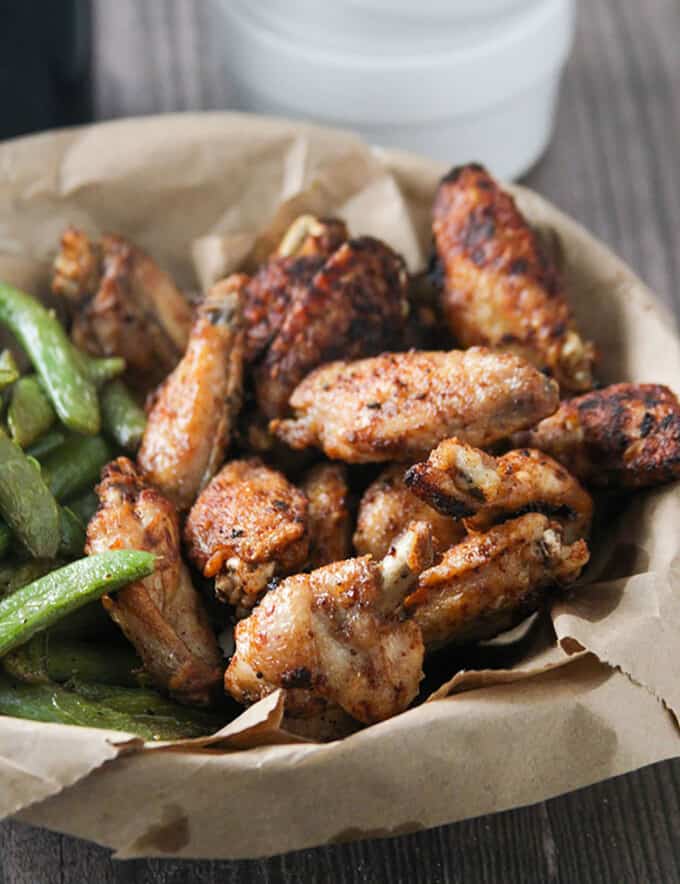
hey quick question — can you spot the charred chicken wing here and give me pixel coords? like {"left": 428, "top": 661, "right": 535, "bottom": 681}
{"left": 406, "top": 513, "right": 589, "bottom": 649}
{"left": 301, "top": 462, "right": 352, "bottom": 569}
{"left": 85, "top": 458, "right": 222, "bottom": 705}
{"left": 224, "top": 522, "right": 433, "bottom": 724}
{"left": 138, "top": 275, "right": 246, "bottom": 510}
{"left": 255, "top": 236, "right": 409, "bottom": 418}
{"left": 354, "top": 465, "right": 465, "bottom": 561}
{"left": 513, "top": 383, "right": 680, "bottom": 489}
{"left": 432, "top": 164, "right": 595, "bottom": 392}
{"left": 184, "top": 458, "right": 309, "bottom": 615}
{"left": 271, "top": 347, "right": 559, "bottom": 463}
{"left": 406, "top": 438, "right": 593, "bottom": 542}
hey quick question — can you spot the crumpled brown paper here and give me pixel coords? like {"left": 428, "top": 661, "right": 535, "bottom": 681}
{"left": 0, "top": 112, "right": 678, "bottom": 859}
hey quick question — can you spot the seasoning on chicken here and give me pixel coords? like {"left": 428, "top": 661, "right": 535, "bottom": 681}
{"left": 255, "top": 236, "right": 409, "bottom": 418}
{"left": 406, "top": 513, "right": 589, "bottom": 649}
{"left": 53, "top": 230, "right": 193, "bottom": 391}
{"left": 513, "top": 383, "right": 680, "bottom": 489}
{"left": 184, "top": 458, "right": 310, "bottom": 616}
{"left": 85, "top": 457, "right": 222, "bottom": 706}
{"left": 301, "top": 462, "right": 352, "bottom": 569}
{"left": 271, "top": 347, "right": 559, "bottom": 463}
{"left": 137, "top": 275, "right": 246, "bottom": 510}
{"left": 405, "top": 438, "right": 593, "bottom": 542}
{"left": 432, "top": 163, "right": 595, "bottom": 393}
{"left": 224, "top": 522, "right": 433, "bottom": 725}
{"left": 354, "top": 465, "right": 465, "bottom": 561}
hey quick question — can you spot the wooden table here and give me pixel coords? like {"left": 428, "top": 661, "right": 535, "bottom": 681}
{"left": 2, "top": 0, "right": 680, "bottom": 880}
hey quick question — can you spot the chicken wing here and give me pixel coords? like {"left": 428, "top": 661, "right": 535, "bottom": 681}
{"left": 85, "top": 458, "right": 222, "bottom": 706}
{"left": 183, "top": 458, "right": 310, "bottom": 615}
{"left": 432, "top": 164, "right": 595, "bottom": 392}
{"left": 354, "top": 465, "right": 465, "bottom": 561}
{"left": 224, "top": 522, "right": 433, "bottom": 724}
{"left": 406, "top": 513, "right": 589, "bottom": 649}
{"left": 271, "top": 347, "right": 559, "bottom": 463}
{"left": 53, "top": 230, "right": 193, "bottom": 391}
{"left": 137, "top": 275, "right": 246, "bottom": 510}
{"left": 301, "top": 463, "right": 352, "bottom": 569}
{"left": 513, "top": 383, "right": 680, "bottom": 489}
{"left": 255, "top": 236, "right": 409, "bottom": 418}
{"left": 406, "top": 438, "right": 593, "bottom": 542}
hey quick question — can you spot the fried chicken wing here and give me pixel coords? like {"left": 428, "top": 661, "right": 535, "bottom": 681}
{"left": 406, "top": 513, "right": 589, "bottom": 649}
{"left": 53, "top": 230, "right": 193, "bottom": 391}
{"left": 513, "top": 383, "right": 680, "bottom": 489}
{"left": 137, "top": 275, "right": 246, "bottom": 510}
{"left": 301, "top": 463, "right": 352, "bottom": 569}
{"left": 85, "top": 458, "right": 222, "bottom": 706}
{"left": 271, "top": 347, "right": 559, "bottom": 463}
{"left": 224, "top": 522, "right": 433, "bottom": 724}
{"left": 354, "top": 465, "right": 465, "bottom": 561}
{"left": 406, "top": 438, "right": 593, "bottom": 542}
{"left": 184, "top": 458, "right": 310, "bottom": 615}
{"left": 432, "top": 164, "right": 595, "bottom": 392}
{"left": 255, "top": 236, "right": 409, "bottom": 418}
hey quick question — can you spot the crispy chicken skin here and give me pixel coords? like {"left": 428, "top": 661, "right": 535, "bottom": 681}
{"left": 513, "top": 383, "right": 680, "bottom": 489}
{"left": 55, "top": 230, "right": 193, "bottom": 390}
{"left": 406, "top": 438, "right": 593, "bottom": 542}
{"left": 85, "top": 458, "right": 222, "bottom": 705}
{"left": 301, "top": 463, "right": 352, "bottom": 569}
{"left": 271, "top": 347, "right": 559, "bottom": 463}
{"left": 184, "top": 458, "right": 310, "bottom": 615}
{"left": 354, "top": 465, "right": 465, "bottom": 561}
{"left": 138, "top": 275, "right": 246, "bottom": 510}
{"left": 224, "top": 522, "right": 433, "bottom": 724}
{"left": 406, "top": 513, "right": 589, "bottom": 649}
{"left": 255, "top": 236, "right": 409, "bottom": 418}
{"left": 432, "top": 164, "right": 595, "bottom": 392}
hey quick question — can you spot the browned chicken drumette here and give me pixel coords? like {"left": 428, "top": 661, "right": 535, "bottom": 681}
{"left": 513, "top": 383, "right": 680, "bottom": 489}
{"left": 52, "top": 228, "right": 193, "bottom": 391}
{"left": 432, "top": 164, "right": 595, "bottom": 393}
{"left": 271, "top": 347, "right": 559, "bottom": 463}
{"left": 184, "top": 458, "right": 310, "bottom": 616}
{"left": 254, "top": 235, "right": 409, "bottom": 418}
{"left": 301, "top": 462, "right": 352, "bottom": 569}
{"left": 85, "top": 458, "right": 222, "bottom": 706}
{"left": 224, "top": 522, "right": 433, "bottom": 725}
{"left": 406, "top": 513, "right": 589, "bottom": 649}
{"left": 137, "top": 274, "right": 246, "bottom": 510}
{"left": 354, "top": 465, "right": 465, "bottom": 561}
{"left": 405, "top": 438, "right": 593, "bottom": 542}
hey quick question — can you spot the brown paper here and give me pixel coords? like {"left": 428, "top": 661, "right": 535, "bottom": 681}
{"left": 0, "top": 112, "right": 678, "bottom": 859}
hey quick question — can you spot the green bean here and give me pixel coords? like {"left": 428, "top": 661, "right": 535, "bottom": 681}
{"left": 100, "top": 379, "right": 147, "bottom": 451}
{"left": 64, "top": 490, "right": 99, "bottom": 526}
{"left": 0, "top": 432, "right": 60, "bottom": 558}
{"left": 0, "top": 674, "right": 214, "bottom": 740}
{"left": 0, "top": 282, "right": 99, "bottom": 434}
{"left": 0, "top": 550, "right": 155, "bottom": 657}
{"left": 40, "top": 433, "right": 111, "bottom": 501}
{"left": 0, "top": 350, "right": 19, "bottom": 390}
{"left": 58, "top": 506, "right": 86, "bottom": 558}
{"left": 7, "top": 375, "right": 56, "bottom": 448}
{"left": 0, "top": 559, "right": 59, "bottom": 599}
{"left": 26, "top": 428, "right": 68, "bottom": 460}
{"left": 3, "top": 634, "right": 142, "bottom": 686}
{"left": 73, "top": 350, "right": 126, "bottom": 388}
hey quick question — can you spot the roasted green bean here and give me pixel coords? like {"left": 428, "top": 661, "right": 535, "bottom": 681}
{"left": 73, "top": 350, "right": 126, "bottom": 388}
{"left": 0, "top": 432, "right": 60, "bottom": 558}
{"left": 0, "top": 282, "right": 99, "bottom": 434}
{"left": 0, "top": 559, "right": 59, "bottom": 598}
{"left": 0, "top": 550, "right": 155, "bottom": 657}
{"left": 7, "top": 375, "right": 56, "bottom": 448}
{"left": 0, "top": 350, "right": 19, "bottom": 390}
{"left": 100, "top": 379, "right": 147, "bottom": 451}
{"left": 40, "top": 433, "right": 111, "bottom": 501}
{"left": 26, "top": 428, "right": 68, "bottom": 460}
{"left": 58, "top": 506, "right": 86, "bottom": 558}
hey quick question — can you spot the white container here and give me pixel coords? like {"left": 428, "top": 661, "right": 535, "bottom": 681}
{"left": 216, "top": 0, "right": 575, "bottom": 180}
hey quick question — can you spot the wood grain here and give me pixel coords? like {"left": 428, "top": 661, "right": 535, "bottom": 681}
{"left": 2, "top": 0, "right": 680, "bottom": 881}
